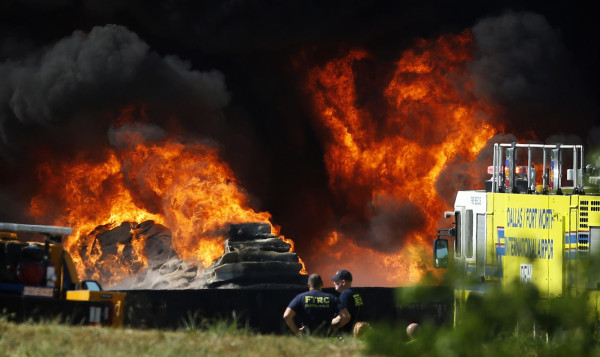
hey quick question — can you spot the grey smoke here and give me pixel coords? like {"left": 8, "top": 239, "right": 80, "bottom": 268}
{"left": 367, "top": 194, "right": 425, "bottom": 252}
{"left": 471, "top": 12, "right": 568, "bottom": 104}
{"left": 0, "top": 24, "right": 229, "bottom": 156}
{"left": 108, "top": 122, "right": 166, "bottom": 148}
{"left": 4, "top": 25, "right": 149, "bottom": 126}
{"left": 469, "top": 11, "right": 594, "bottom": 136}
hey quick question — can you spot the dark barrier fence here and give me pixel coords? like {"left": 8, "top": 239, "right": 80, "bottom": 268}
{"left": 0, "top": 293, "right": 113, "bottom": 325}
{"left": 121, "top": 286, "right": 453, "bottom": 333}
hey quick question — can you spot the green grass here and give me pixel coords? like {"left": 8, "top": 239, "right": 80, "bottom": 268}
{"left": 0, "top": 320, "right": 365, "bottom": 357}
{"left": 5, "top": 278, "right": 600, "bottom": 357}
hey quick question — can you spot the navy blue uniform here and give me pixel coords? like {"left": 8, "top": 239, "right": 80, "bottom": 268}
{"left": 287, "top": 290, "right": 338, "bottom": 335}
{"left": 338, "top": 288, "right": 363, "bottom": 333}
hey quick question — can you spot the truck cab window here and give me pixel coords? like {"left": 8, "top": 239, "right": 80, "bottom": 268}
{"left": 455, "top": 211, "right": 461, "bottom": 257}
{"left": 476, "top": 213, "right": 486, "bottom": 275}
{"left": 455, "top": 209, "right": 474, "bottom": 258}
{"left": 81, "top": 280, "right": 102, "bottom": 291}
{"left": 465, "top": 210, "right": 474, "bottom": 258}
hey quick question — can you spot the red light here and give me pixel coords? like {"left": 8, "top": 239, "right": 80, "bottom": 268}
{"left": 17, "top": 261, "right": 44, "bottom": 285}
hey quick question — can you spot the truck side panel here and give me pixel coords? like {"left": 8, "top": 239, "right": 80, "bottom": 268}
{"left": 488, "top": 193, "right": 566, "bottom": 298}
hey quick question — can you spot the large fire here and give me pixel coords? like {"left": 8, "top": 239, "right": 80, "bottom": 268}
{"left": 27, "top": 30, "right": 502, "bottom": 288}
{"left": 304, "top": 30, "right": 501, "bottom": 286}
{"left": 28, "top": 112, "right": 304, "bottom": 284}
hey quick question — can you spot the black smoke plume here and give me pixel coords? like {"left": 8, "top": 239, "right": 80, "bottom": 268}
{"left": 0, "top": 1, "right": 598, "bottom": 273}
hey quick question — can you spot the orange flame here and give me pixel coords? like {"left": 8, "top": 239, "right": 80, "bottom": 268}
{"left": 305, "top": 30, "right": 501, "bottom": 286}
{"left": 29, "top": 118, "right": 305, "bottom": 284}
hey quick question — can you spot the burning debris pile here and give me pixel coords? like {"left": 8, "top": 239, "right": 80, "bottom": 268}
{"left": 85, "top": 220, "right": 177, "bottom": 281}
{"left": 87, "top": 220, "right": 197, "bottom": 290}
{"left": 203, "top": 223, "right": 307, "bottom": 288}
{"left": 101, "top": 221, "right": 305, "bottom": 289}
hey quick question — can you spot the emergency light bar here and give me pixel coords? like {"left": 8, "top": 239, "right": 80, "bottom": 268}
{"left": 490, "top": 143, "right": 584, "bottom": 194}
{"left": 0, "top": 223, "right": 73, "bottom": 236}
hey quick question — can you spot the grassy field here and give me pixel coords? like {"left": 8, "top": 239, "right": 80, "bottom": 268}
{"left": 5, "top": 281, "right": 600, "bottom": 357}
{"left": 3, "top": 314, "right": 600, "bottom": 357}
{"left": 0, "top": 320, "right": 365, "bottom": 357}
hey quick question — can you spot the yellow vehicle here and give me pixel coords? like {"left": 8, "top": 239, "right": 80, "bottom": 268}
{"left": 0, "top": 223, "right": 126, "bottom": 326}
{"left": 433, "top": 142, "right": 600, "bottom": 326}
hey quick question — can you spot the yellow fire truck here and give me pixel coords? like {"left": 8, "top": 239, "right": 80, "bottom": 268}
{"left": 0, "top": 223, "right": 126, "bottom": 326}
{"left": 433, "top": 142, "right": 600, "bottom": 325}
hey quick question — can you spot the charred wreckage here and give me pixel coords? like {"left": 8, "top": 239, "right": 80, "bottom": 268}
{"left": 0, "top": 221, "right": 451, "bottom": 332}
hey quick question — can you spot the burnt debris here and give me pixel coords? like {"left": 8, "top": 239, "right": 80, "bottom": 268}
{"left": 94, "top": 221, "right": 306, "bottom": 289}
{"left": 203, "top": 222, "right": 307, "bottom": 288}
